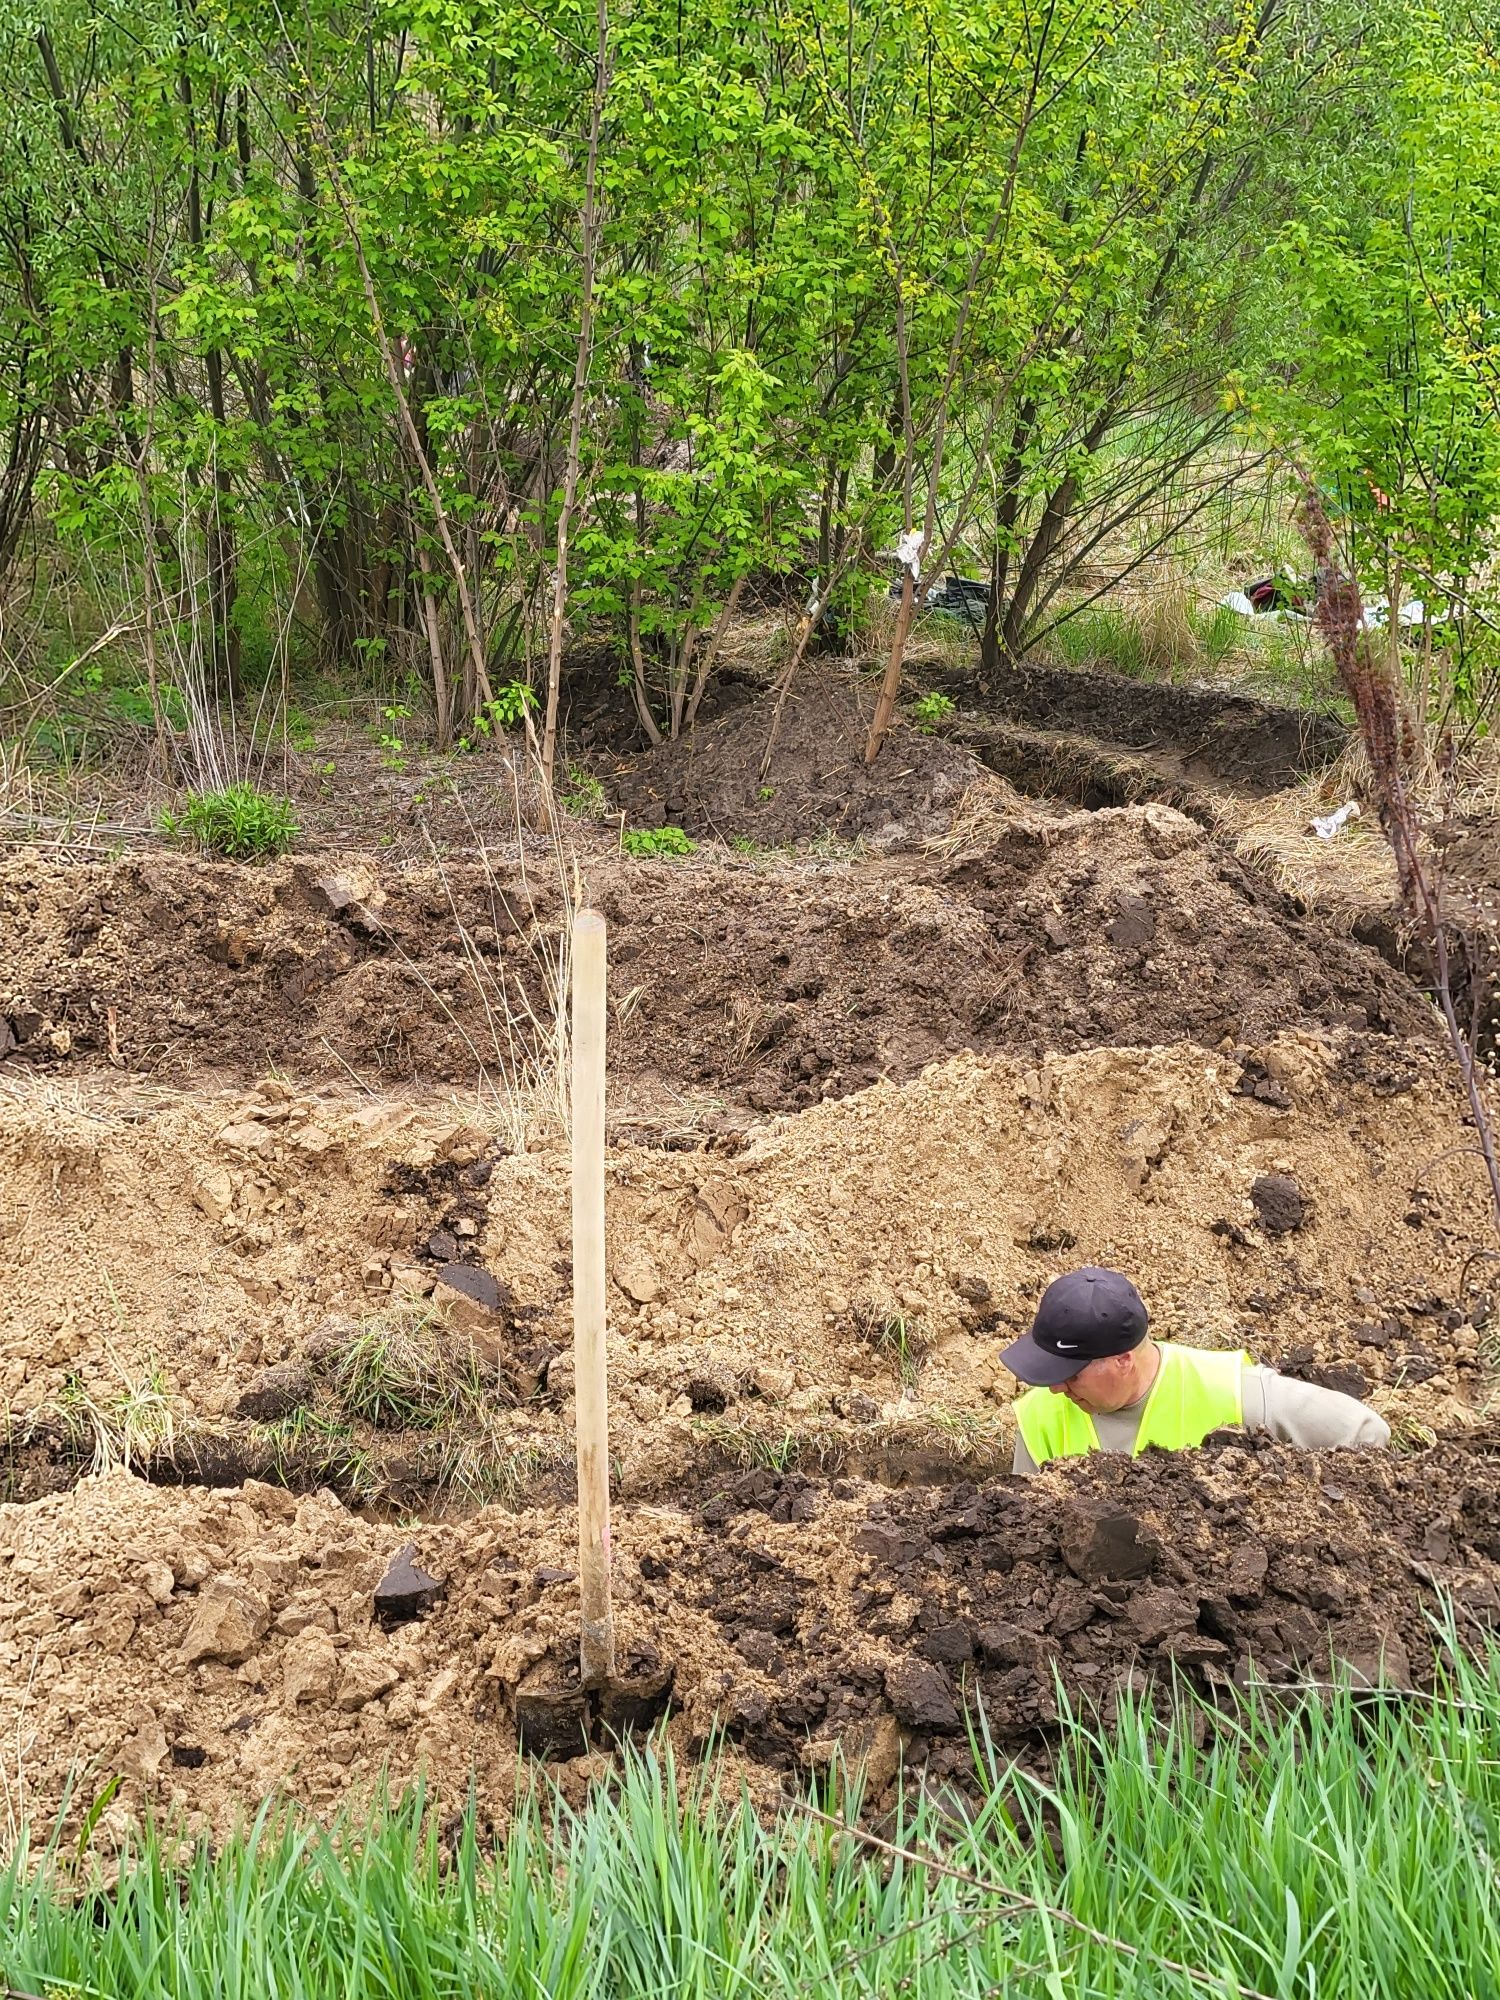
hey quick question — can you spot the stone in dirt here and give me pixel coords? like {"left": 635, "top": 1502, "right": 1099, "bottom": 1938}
{"left": 235, "top": 1361, "right": 314, "bottom": 1423}
{"left": 884, "top": 1658, "right": 961, "bottom": 1734}
{"left": 374, "top": 1544, "right": 444, "bottom": 1626}
{"left": 1059, "top": 1501, "right": 1160, "bottom": 1582}
{"left": 1251, "top": 1172, "right": 1305, "bottom": 1235}
{"left": 337, "top": 1650, "right": 400, "bottom": 1711}
{"left": 180, "top": 1576, "right": 271, "bottom": 1666}
{"left": 283, "top": 1627, "right": 339, "bottom": 1706}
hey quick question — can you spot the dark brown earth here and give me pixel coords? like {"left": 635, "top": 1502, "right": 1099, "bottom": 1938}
{"left": 933, "top": 655, "right": 1350, "bottom": 793}
{"left": 5, "top": 1438, "right": 1498, "bottom": 1836}
{"left": 0, "top": 798, "right": 1430, "bottom": 1113}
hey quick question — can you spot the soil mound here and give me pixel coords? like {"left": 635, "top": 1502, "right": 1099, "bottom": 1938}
{"left": 1, "top": 1036, "right": 1489, "bottom": 1510}
{"left": 0, "top": 803, "right": 1427, "bottom": 1107}
{"left": 4, "top": 1440, "right": 1497, "bottom": 1840}
{"left": 604, "top": 671, "right": 996, "bottom": 845}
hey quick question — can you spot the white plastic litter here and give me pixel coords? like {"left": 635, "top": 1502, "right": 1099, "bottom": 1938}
{"left": 1219, "top": 590, "right": 1258, "bottom": 617}
{"left": 895, "top": 529, "right": 925, "bottom": 580}
{"left": 1310, "top": 801, "right": 1361, "bottom": 841}
{"left": 1359, "top": 599, "right": 1429, "bottom": 631}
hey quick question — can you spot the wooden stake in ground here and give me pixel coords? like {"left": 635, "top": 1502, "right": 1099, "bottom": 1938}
{"left": 571, "top": 907, "right": 616, "bottom": 1687}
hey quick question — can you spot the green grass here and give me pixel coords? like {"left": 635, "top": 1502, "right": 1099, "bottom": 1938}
{"left": 160, "top": 783, "right": 299, "bottom": 860}
{"left": 7, "top": 1641, "right": 1500, "bottom": 1997}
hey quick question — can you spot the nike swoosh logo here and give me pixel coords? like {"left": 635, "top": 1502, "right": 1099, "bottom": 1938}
{"left": 1053, "top": 1341, "right": 1080, "bottom": 1351}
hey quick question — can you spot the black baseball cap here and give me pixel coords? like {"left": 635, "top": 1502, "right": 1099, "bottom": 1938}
{"left": 1000, "top": 1267, "right": 1149, "bottom": 1386}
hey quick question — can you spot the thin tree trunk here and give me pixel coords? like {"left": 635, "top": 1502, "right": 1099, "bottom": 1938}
{"left": 627, "top": 583, "right": 664, "bottom": 746}
{"left": 417, "top": 543, "right": 452, "bottom": 750}
{"left": 541, "top": 0, "right": 610, "bottom": 790}
{"left": 684, "top": 575, "right": 745, "bottom": 729}
{"left": 865, "top": 572, "right": 916, "bottom": 767}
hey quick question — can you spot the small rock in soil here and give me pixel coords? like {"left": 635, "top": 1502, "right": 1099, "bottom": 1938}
{"left": 374, "top": 1544, "right": 443, "bottom": 1625}
{"left": 235, "top": 1361, "right": 314, "bottom": 1423}
{"left": 1251, "top": 1172, "right": 1305, "bottom": 1235}
{"left": 180, "top": 1576, "right": 270, "bottom": 1666}
{"left": 1059, "top": 1501, "right": 1160, "bottom": 1582}
{"left": 884, "top": 1658, "right": 961, "bottom": 1734}
{"left": 337, "top": 1650, "right": 400, "bottom": 1712}
{"left": 283, "top": 1627, "right": 339, "bottom": 1706}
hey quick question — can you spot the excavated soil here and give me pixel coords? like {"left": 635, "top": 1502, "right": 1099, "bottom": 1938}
{"left": 0, "top": 1034, "right": 1492, "bottom": 1513}
{"left": 5, "top": 1441, "right": 1500, "bottom": 1843}
{"left": 604, "top": 673, "right": 995, "bottom": 845}
{"left": 5, "top": 665, "right": 1500, "bottom": 1843}
{"left": 0, "top": 800, "right": 1428, "bottom": 1115}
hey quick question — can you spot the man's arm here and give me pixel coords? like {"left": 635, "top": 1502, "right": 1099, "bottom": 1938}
{"left": 1241, "top": 1364, "right": 1391, "bottom": 1450}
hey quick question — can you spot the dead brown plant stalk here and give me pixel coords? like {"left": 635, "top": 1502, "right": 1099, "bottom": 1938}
{"left": 1301, "top": 486, "right": 1500, "bottom": 1234}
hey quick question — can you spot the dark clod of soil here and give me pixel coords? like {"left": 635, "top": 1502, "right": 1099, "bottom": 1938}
{"left": 1058, "top": 1500, "right": 1161, "bottom": 1581}
{"left": 1251, "top": 1172, "right": 1306, "bottom": 1236}
{"left": 234, "top": 1362, "right": 314, "bottom": 1424}
{"left": 374, "top": 1544, "right": 444, "bottom": 1625}
{"left": 435, "top": 1263, "right": 505, "bottom": 1313}
{"left": 514, "top": 1680, "right": 591, "bottom": 1760}
{"left": 884, "top": 1658, "right": 961, "bottom": 1735}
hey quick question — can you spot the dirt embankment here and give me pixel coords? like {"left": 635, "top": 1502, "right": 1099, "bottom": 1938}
{"left": 0, "top": 799, "right": 1428, "bottom": 1115}
{"left": 1, "top": 1033, "right": 1490, "bottom": 1511}
{"left": 4, "top": 1439, "right": 1498, "bottom": 1843}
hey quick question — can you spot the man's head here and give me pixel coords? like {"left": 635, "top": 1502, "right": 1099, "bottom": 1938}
{"left": 1000, "top": 1267, "right": 1153, "bottom": 1413}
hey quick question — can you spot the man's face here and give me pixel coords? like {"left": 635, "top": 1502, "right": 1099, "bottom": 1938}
{"left": 1049, "top": 1348, "right": 1141, "bottom": 1414}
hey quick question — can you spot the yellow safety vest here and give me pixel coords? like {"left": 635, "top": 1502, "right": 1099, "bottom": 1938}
{"left": 1014, "top": 1342, "right": 1247, "bottom": 1468}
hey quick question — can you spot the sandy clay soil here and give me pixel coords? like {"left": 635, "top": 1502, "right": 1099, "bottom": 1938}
{"left": 3, "top": 668, "right": 1500, "bottom": 1840}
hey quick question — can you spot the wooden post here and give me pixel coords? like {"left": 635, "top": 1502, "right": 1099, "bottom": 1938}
{"left": 572, "top": 907, "right": 615, "bottom": 1687}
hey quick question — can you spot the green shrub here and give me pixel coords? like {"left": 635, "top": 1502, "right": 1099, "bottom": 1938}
{"left": 160, "top": 784, "right": 299, "bottom": 860}
{"left": 908, "top": 690, "right": 955, "bottom": 731}
{"left": 622, "top": 825, "right": 696, "bottom": 859}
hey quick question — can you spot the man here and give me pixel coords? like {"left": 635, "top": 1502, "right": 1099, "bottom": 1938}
{"left": 1004, "top": 1266, "right": 1390, "bottom": 1475}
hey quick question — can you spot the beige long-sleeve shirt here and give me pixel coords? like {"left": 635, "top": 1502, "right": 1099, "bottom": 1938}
{"left": 1010, "top": 1359, "right": 1391, "bottom": 1477}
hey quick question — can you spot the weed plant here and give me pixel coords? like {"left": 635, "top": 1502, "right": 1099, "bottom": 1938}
{"left": 159, "top": 783, "right": 298, "bottom": 860}
{"left": 7, "top": 1644, "right": 1500, "bottom": 1998}
{"left": 621, "top": 825, "right": 696, "bottom": 858}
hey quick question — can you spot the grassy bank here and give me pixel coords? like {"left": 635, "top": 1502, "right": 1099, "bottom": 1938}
{"left": 4, "top": 1650, "right": 1499, "bottom": 2000}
